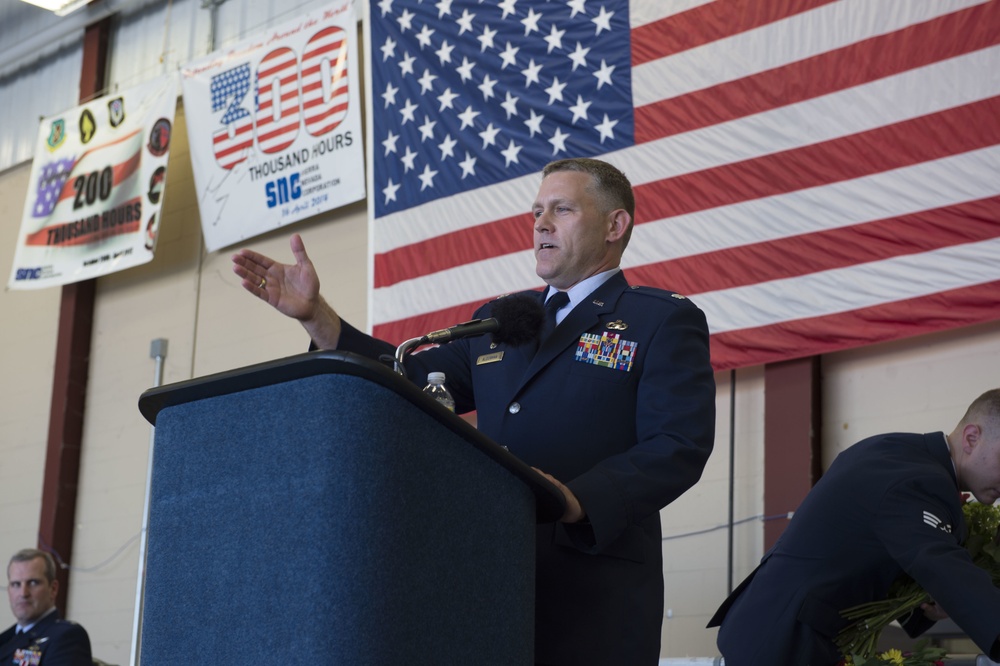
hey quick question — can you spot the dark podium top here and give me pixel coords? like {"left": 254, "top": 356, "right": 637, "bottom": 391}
{"left": 138, "top": 349, "right": 565, "bottom": 523}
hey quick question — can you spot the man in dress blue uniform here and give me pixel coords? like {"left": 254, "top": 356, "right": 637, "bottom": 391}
{"left": 709, "top": 389, "right": 1000, "bottom": 665}
{"left": 233, "top": 157, "right": 717, "bottom": 665}
{"left": 0, "top": 549, "right": 92, "bottom": 666}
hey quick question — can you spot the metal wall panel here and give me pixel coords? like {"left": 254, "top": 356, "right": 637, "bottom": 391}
{"left": 0, "top": 42, "right": 82, "bottom": 171}
{"left": 106, "top": 0, "right": 342, "bottom": 93}
{"left": 0, "top": 0, "right": 88, "bottom": 172}
{"left": 0, "top": 0, "right": 348, "bottom": 172}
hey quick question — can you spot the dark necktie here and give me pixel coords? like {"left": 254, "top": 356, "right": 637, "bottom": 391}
{"left": 539, "top": 290, "right": 570, "bottom": 344}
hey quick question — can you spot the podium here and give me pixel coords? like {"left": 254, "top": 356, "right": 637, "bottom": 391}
{"left": 137, "top": 350, "right": 564, "bottom": 664}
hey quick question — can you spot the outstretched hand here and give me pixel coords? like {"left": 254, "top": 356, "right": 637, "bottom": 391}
{"left": 232, "top": 233, "right": 320, "bottom": 322}
{"left": 231, "top": 234, "right": 342, "bottom": 349}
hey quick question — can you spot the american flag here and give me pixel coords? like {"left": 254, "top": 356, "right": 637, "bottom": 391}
{"left": 368, "top": 0, "right": 1000, "bottom": 370}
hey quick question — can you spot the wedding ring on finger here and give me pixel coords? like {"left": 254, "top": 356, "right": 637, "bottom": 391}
{"left": 258, "top": 278, "right": 267, "bottom": 289}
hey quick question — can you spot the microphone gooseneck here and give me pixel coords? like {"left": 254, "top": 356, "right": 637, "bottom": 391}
{"left": 420, "top": 317, "right": 500, "bottom": 344}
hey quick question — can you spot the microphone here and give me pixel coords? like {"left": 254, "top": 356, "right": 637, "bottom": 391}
{"left": 392, "top": 292, "right": 546, "bottom": 376}
{"left": 419, "top": 293, "right": 545, "bottom": 345}
{"left": 489, "top": 293, "right": 544, "bottom": 346}
{"left": 420, "top": 318, "right": 499, "bottom": 344}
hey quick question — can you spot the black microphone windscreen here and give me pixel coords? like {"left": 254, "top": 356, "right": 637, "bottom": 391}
{"left": 491, "top": 293, "right": 544, "bottom": 346}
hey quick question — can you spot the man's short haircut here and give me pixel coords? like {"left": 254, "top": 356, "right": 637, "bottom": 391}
{"left": 960, "top": 388, "right": 1000, "bottom": 434}
{"left": 8, "top": 549, "right": 58, "bottom": 582}
{"left": 542, "top": 158, "right": 636, "bottom": 247}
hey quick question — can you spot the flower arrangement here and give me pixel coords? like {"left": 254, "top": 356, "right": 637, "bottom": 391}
{"left": 835, "top": 498, "right": 1000, "bottom": 659}
{"left": 838, "top": 640, "right": 946, "bottom": 665}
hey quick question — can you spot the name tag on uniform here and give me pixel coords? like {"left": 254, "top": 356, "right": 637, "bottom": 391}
{"left": 477, "top": 351, "right": 504, "bottom": 365}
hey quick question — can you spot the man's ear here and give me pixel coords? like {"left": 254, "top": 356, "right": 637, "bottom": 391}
{"left": 962, "top": 423, "right": 982, "bottom": 453}
{"left": 606, "top": 209, "right": 630, "bottom": 243}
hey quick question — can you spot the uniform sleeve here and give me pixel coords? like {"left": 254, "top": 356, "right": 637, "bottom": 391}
{"left": 875, "top": 476, "right": 1000, "bottom": 658}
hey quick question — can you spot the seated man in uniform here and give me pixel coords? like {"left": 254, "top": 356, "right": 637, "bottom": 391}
{"left": 1, "top": 548, "right": 92, "bottom": 666}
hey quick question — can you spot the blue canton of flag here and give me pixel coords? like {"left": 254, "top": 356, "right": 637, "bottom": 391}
{"left": 371, "top": 0, "right": 633, "bottom": 218}
{"left": 33, "top": 156, "right": 76, "bottom": 218}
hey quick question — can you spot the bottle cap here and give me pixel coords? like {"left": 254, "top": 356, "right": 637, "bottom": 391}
{"left": 427, "top": 371, "right": 446, "bottom": 384}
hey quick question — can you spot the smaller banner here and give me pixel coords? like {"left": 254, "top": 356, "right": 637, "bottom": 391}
{"left": 8, "top": 75, "right": 178, "bottom": 290}
{"left": 181, "top": 0, "right": 365, "bottom": 252}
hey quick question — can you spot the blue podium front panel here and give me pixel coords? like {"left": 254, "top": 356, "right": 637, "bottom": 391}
{"left": 141, "top": 374, "right": 535, "bottom": 665}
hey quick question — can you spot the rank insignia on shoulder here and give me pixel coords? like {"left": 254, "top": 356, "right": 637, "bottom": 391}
{"left": 606, "top": 319, "right": 628, "bottom": 331}
{"left": 574, "top": 332, "right": 637, "bottom": 372}
{"left": 671, "top": 293, "right": 687, "bottom": 299}
{"left": 923, "top": 510, "right": 952, "bottom": 533}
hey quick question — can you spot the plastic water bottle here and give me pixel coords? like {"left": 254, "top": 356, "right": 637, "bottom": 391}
{"left": 423, "top": 372, "right": 455, "bottom": 412}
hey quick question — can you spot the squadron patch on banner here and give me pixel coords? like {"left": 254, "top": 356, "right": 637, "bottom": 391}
{"left": 108, "top": 97, "right": 125, "bottom": 127}
{"left": 147, "top": 117, "right": 171, "bottom": 156}
{"left": 46, "top": 119, "right": 66, "bottom": 151}
{"left": 79, "top": 108, "right": 97, "bottom": 144}
{"left": 574, "top": 332, "right": 638, "bottom": 372}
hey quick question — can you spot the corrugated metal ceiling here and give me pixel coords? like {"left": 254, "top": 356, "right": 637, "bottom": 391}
{"left": 0, "top": 0, "right": 349, "bottom": 171}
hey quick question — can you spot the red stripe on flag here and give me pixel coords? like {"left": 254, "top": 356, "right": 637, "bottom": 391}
{"left": 631, "top": 0, "right": 839, "bottom": 65}
{"left": 626, "top": 197, "right": 1000, "bottom": 295}
{"left": 636, "top": 95, "right": 1000, "bottom": 223}
{"left": 634, "top": 2, "right": 1000, "bottom": 144}
{"left": 373, "top": 211, "right": 532, "bottom": 288}
{"left": 709, "top": 280, "right": 1000, "bottom": 370}
{"left": 374, "top": 96, "right": 1000, "bottom": 289}
{"left": 374, "top": 277, "right": 1000, "bottom": 371}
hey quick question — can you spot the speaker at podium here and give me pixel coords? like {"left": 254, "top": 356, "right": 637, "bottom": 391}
{"left": 137, "top": 350, "right": 564, "bottom": 664}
